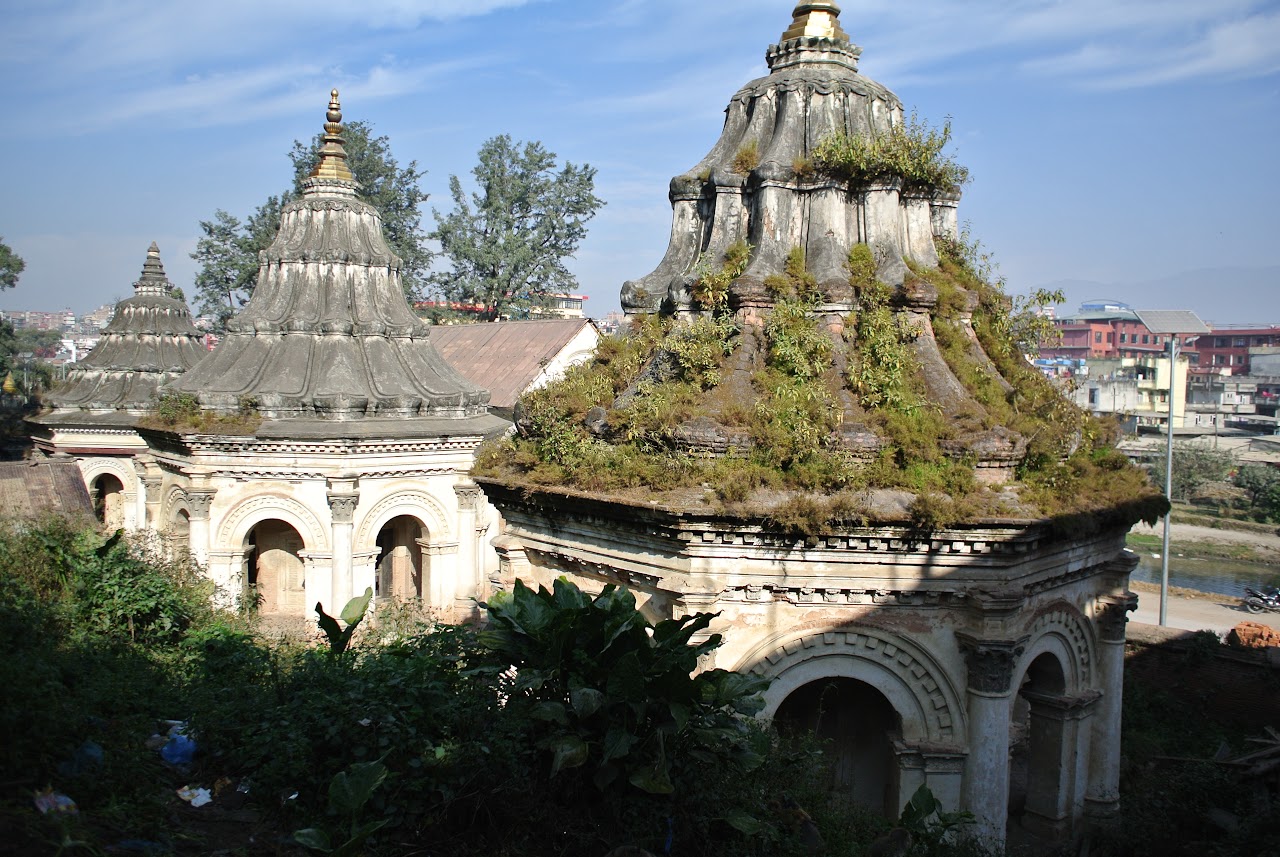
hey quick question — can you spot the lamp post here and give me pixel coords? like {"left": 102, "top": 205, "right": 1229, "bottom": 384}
{"left": 1135, "top": 311, "right": 1210, "bottom": 626}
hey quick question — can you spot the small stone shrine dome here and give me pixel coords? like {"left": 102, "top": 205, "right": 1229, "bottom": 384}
{"left": 45, "top": 242, "right": 207, "bottom": 413}
{"left": 166, "top": 91, "right": 490, "bottom": 422}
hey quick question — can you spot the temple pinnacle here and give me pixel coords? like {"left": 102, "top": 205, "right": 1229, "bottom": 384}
{"left": 308, "top": 88, "right": 355, "bottom": 186}
{"left": 134, "top": 242, "right": 171, "bottom": 296}
{"left": 781, "top": 2, "right": 848, "bottom": 42}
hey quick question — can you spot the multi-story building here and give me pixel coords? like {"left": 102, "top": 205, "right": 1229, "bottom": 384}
{"left": 1040, "top": 300, "right": 1196, "bottom": 361}
{"left": 1190, "top": 327, "right": 1280, "bottom": 375}
{"left": 1070, "top": 354, "right": 1189, "bottom": 431}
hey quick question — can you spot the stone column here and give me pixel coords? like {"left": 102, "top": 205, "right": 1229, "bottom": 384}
{"left": 453, "top": 484, "right": 484, "bottom": 617}
{"left": 1021, "top": 690, "right": 1100, "bottom": 838}
{"left": 185, "top": 487, "right": 216, "bottom": 568}
{"left": 207, "top": 548, "right": 248, "bottom": 611}
{"left": 958, "top": 634, "right": 1026, "bottom": 846}
{"left": 326, "top": 477, "right": 360, "bottom": 612}
{"left": 1085, "top": 590, "right": 1137, "bottom": 825}
{"left": 140, "top": 476, "right": 162, "bottom": 531}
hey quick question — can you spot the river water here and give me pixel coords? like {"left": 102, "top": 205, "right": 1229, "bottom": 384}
{"left": 1131, "top": 552, "right": 1279, "bottom": 598}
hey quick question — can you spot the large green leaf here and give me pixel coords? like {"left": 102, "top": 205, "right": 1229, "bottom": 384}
{"left": 532, "top": 700, "right": 569, "bottom": 725}
{"left": 601, "top": 727, "right": 636, "bottom": 763}
{"left": 569, "top": 687, "right": 604, "bottom": 719}
{"left": 722, "top": 809, "right": 765, "bottom": 836}
{"left": 628, "top": 763, "right": 674, "bottom": 795}
{"left": 547, "top": 735, "right": 589, "bottom": 776}
{"left": 328, "top": 759, "right": 388, "bottom": 815}
{"left": 338, "top": 587, "right": 373, "bottom": 626}
{"left": 292, "top": 828, "right": 331, "bottom": 853}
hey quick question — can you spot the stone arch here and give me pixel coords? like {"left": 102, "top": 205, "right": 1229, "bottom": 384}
{"left": 775, "top": 676, "right": 903, "bottom": 816}
{"left": 354, "top": 490, "right": 453, "bottom": 552}
{"left": 80, "top": 458, "right": 135, "bottom": 529}
{"left": 163, "top": 485, "right": 190, "bottom": 525}
{"left": 1017, "top": 602, "right": 1095, "bottom": 694}
{"left": 736, "top": 625, "right": 965, "bottom": 744}
{"left": 217, "top": 494, "right": 329, "bottom": 554}
{"left": 79, "top": 457, "right": 137, "bottom": 496}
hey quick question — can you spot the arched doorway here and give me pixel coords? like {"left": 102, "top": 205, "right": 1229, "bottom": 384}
{"left": 1009, "top": 652, "right": 1070, "bottom": 836}
{"left": 168, "top": 509, "right": 191, "bottom": 556}
{"left": 374, "top": 515, "right": 428, "bottom": 601}
{"left": 91, "top": 473, "right": 126, "bottom": 529}
{"left": 774, "top": 677, "right": 902, "bottom": 816}
{"left": 245, "top": 520, "right": 306, "bottom": 615}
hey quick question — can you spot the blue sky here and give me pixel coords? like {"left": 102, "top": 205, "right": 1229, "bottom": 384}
{"left": 2, "top": 0, "right": 1278, "bottom": 324}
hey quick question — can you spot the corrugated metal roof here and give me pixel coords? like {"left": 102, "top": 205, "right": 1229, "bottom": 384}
{"left": 0, "top": 459, "right": 93, "bottom": 520}
{"left": 428, "top": 319, "right": 595, "bottom": 410}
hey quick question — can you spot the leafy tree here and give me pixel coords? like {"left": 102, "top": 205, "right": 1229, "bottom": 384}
{"left": 192, "top": 121, "right": 429, "bottom": 331}
{"left": 430, "top": 135, "right": 603, "bottom": 320}
{"left": 191, "top": 203, "right": 281, "bottom": 331}
{"left": 1148, "top": 442, "right": 1233, "bottom": 501}
{"left": 0, "top": 237, "right": 24, "bottom": 290}
{"left": 0, "top": 237, "right": 24, "bottom": 291}
{"left": 1233, "top": 463, "right": 1280, "bottom": 521}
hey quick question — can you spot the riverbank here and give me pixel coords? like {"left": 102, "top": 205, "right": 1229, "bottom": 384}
{"left": 1129, "top": 520, "right": 1280, "bottom": 566}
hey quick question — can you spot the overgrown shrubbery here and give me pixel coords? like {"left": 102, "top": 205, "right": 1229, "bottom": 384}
{"left": 481, "top": 231, "right": 1164, "bottom": 532}
{"left": 810, "top": 111, "right": 970, "bottom": 193}
{"left": 1, "top": 518, "right": 971, "bottom": 856}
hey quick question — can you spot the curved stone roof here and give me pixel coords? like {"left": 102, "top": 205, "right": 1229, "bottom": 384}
{"left": 622, "top": 1, "right": 914, "bottom": 315}
{"left": 44, "top": 243, "right": 207, "bottom": 413}
{"left": 167, "top": 91, "right": 490, "bottom": 422}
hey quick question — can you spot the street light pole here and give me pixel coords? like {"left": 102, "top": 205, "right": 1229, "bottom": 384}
{"left": 1160, "top": 336, "right": 1177, "bottom": 626}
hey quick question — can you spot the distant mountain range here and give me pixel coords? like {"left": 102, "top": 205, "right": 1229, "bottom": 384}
{"left": 1031, "top": 266, "right": 1280, "bottom": 327}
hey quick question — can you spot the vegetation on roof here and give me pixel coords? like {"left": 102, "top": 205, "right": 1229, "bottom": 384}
{"left": 475, "top": 235, "right": 1166, "bottom": 534}
{"left": 808, "top": 111, "right": 971, "bottom": 194}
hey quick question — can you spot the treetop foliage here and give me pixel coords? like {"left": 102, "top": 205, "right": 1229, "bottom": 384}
{"left": 0, "top": 235, "right": 25, "bottom": 291}
{"left": 430, "top": 135, "right": 603, "bottom": 321}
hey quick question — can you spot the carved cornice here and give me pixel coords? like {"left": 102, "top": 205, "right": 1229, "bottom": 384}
{"left": 957, "top": 633, "right": 1029, "bottom": 695}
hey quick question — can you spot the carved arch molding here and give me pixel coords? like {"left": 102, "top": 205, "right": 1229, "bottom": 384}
{"left": 353, "top": 490, "right": 454, "bottom": 551}
{"left": 737, "top": 627, "right": 965, "bottom": 744}
{"left": 78, "top": 458, "right": 136, "bottom": 493}
{"left": 217, "top": 495, "right": 329, "bottom": 552}
{"left": 1018, "top": 603, "right": 1096, "bottom": 691}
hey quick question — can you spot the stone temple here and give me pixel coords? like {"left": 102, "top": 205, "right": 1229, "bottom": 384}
{"left": 477, "top": 2, "right": 1162, "bottom": 846}
{"left": 39, "top": 92, "right": 507, "bottom": 620}
{"left": 31, "top": 243, "right": 208, "bottom": 529}
{"left": 154, "top": 91, "right": 507, "bottom": 618}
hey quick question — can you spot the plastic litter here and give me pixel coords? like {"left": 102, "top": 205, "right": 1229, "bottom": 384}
{"left": 33, "top": 788, "right": 77, "bottom": 815}
{"left": 58, "top": 739, "right": 104, "bottom": 777}
{"left": 176, "top": 786, "right": 212, "bottom": 807}
{"left": 161, "top": 734, "right": 196, "bottom": 765}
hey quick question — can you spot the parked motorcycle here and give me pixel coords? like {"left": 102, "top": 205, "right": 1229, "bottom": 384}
{"left": 1242, "top": 586, "right": 1280, "bottom": 614}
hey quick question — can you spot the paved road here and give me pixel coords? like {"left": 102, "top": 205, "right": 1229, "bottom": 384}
{"left": 1132, "top": 520, "right": 1280, "bottom": 550}
{"left": 1131, "top": 588, "right": 1280, "bottom": 634}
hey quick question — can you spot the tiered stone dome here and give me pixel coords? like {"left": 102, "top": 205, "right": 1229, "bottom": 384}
{"left": 612, "top": 2, "right": 1025, "bottom": 482}
{"left": 167, "top": 91, "right": 490, "bottom": 422}
{"left": 45, "top": 243, "right": 207, "bottom": 413}
{"left": 622, "top": 1, "right": 949, "bottom": 317}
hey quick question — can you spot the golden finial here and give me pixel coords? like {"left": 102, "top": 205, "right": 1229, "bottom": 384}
{"left": 309, "top": 88, "right": 355, "bottom": 185}
{"left": 781, "top": 2, "right": 848, "bottom": 41}
{"left": 3, "top": 372, "right": 17, "bottom": 395}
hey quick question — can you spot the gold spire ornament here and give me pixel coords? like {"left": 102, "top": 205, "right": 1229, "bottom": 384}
{"left": 2, "top": 372, "right": 16, "bottom": 395}
{"left": 308, "top": 89, "right": 355, "bottom": 184}
{"left": 780, "top": 2, "right": 848, "bottom": 41}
